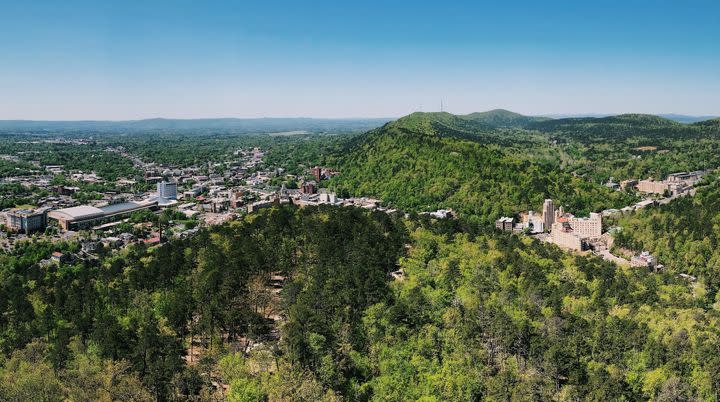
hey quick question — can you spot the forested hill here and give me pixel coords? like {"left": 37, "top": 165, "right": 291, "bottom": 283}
{"left": 331, "top": 112, "right": 635, "bottom": 223}
{"left": 374, "top": 111, "right": 493, "bottom": 137}
{"left": 376, "top": 109, "right": 551, "bottom": 133}
{"left": 330, "top": 110, "right": 720, "bottom": 222}
{"left": 693, "top": 117, "right": 720, "bottom": 127}
{"left": 462, "top": 108, "right": 551, "bottom": 128}
{"left": 518, "top": 112, "right": 720, "bottom": 182}
{"left": 528, "top": 113, "right": 720, "bottom": 140}
{"left": 530, "top": 113, "right": 679, "bottom": 130}
{"left": 612, "top": 174, "right": 720, "bottom": 287}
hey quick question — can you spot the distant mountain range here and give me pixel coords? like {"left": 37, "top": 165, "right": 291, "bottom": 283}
{"left": 544, "top": 113, "right": 718, "bottom": 124}
{"left": 0, "top": 117, "right": 392, "bottom": 133}
{"left": 0, "top": 110, "right": 716, "bottom": 132}
{"left": 658, "top": 114, "right": 720, "bottom": 124}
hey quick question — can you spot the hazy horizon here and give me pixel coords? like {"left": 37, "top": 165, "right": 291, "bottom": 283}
{"left": 0, "top": 111, "right": 717, "bottom": 123}
{"left": 2, "top": 1, "right": 719, "bottom": 120}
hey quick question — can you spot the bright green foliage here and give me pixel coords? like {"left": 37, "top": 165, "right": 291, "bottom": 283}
{"left": 2, "top": 205, "right": 720, "bottom": 400}
{"left": 357, "top": 226, "right": 720, "bottom": 400}
{"left": 0, "top": 338, "right": 153, "bottom": 401}
{"left": 0, "top": 140, "right": 138, "bottom": 180}
{"left": 0, "top": 205, "right": 406, "bottom": 400}
{"left": 228, "top": 377, "right": 265, "bottom": 402}
{"left": 531, "top": 114, "right": 720, "bottom": 182}
{"left": 613, "top": 174, "right": 720, "bottom": 294}
{"left": 332, "top": 112, "right": 636, "bottom": 223}
{"left": 463, "top": 108, "right": 552, "bottom": 128}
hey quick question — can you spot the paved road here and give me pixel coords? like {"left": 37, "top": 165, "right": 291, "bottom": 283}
{"left": 595, "top": 187, "right": 698, "bottom": 266}
{"left": 594, "top": 249, "right": 630, "bottom": 266}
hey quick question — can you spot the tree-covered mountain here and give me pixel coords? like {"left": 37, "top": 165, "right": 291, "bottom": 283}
{"left": 327, "top": 110, "right": 720, "bottom": 223}
{"left": 528, "top": 113, "right": 683, "bottom": 135}
{"left": 462, "top": 108, "right": 552, "bottom": 128}
{"left": 659, "top": 114, "right": 719, "bottom": 124}
{"left": 331, "top": 112, "right": 636, "bottom": 223}
{"left": 376, "top": 111, "right": 493, "bottom": 137}
{"left": 520, "top": 112, "right": 720, "bottom": 182}
{"left": 693, "top": 117, "right": 720, "bottom": 127}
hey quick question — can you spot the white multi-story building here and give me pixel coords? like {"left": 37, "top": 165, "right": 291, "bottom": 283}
{"left": 318, "top": 191, "right": 337, "bottom": 204}
{"left": 157, "top": 181, "right": 178, "bottom": 200}
{"left": 567, "top": 212, "right": 602, "bottom": 238}
{"left": 524, "top": 211, "right": 545, "bottom": 234}
{"left": 549, "top": 212, "right": 602, "bottom": 251}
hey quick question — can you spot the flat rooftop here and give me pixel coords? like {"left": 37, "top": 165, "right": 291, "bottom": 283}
{"left": 99, "top": 202, "right": 144, "bottom": 215}
{"left": 48, "top": 205, "right": 104, "bottom": 221}
{"left": 49, "top": 200, "right": 157, "bottom": 222}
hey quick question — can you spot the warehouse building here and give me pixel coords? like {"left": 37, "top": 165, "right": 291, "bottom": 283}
{"left": 48, "top": 200, "right": 158, "bottom": 231}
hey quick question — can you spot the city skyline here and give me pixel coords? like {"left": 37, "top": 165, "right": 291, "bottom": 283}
{"left": 1, "top": 0, "right": 719, "bottom": 119}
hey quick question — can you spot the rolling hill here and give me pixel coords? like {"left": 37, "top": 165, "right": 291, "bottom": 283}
{"left": 659, "top": 114, "right": 719, "bottom": 123}
{"left": 529, "top": 113, "right": 679, "bottom": 132}
{"left": 462, "top": 108, "right": 552, "bottom": 128}
{"left": 331, "top": 112, "right": 636, "bottom": 223}
{"left": 527, "top": 113, "right": 720, "bottom": 143}
{"left": 692, "top": 117, "right": 720, "bottom": 127}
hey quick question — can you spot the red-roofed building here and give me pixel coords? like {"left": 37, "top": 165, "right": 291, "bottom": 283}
{"left": 144, "top": 236, "right": 161, "bottom": 245}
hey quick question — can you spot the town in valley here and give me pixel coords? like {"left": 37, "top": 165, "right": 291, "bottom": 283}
{"left": 2, "top": 1, "right": 720, "bottom": 400}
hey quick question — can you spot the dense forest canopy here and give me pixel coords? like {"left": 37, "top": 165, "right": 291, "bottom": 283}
{"left": 612, "top": 174, "right": 720, "bottom": 291}
{"left": 462, "top": 108, "right": 552, "bottom": 128}
{"left": 0, "top": 206, "right": 406, "bottom": 400}
{"left": 528, "top": 114, "right": 720, "bottom": 181}
{"left": 2, "top": 205, "right": 719, "bottom": 400}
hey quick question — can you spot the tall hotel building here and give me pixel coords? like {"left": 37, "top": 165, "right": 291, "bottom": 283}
{"left": 542, "top": 199, "right": 555, "bottom": 232}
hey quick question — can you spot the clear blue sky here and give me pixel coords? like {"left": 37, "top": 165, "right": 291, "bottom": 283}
{"left": 1, "top": 1, "right": 718, "bottom": 119}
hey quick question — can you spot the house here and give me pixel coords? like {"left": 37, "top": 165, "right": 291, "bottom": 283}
{"left": 631, "top": 251, "right": 657, "bottom": 269}
{"left": 81, "top": 240, "right": 99, "bottom": 254}
{"left": 495, "top": 217, "right": 515, "bottom": 231}
{"left": 144, "top": 236, "right": 161, "bottom": 245}
{"left": 51, "top": 251, "right": 69, "bottom": 264}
